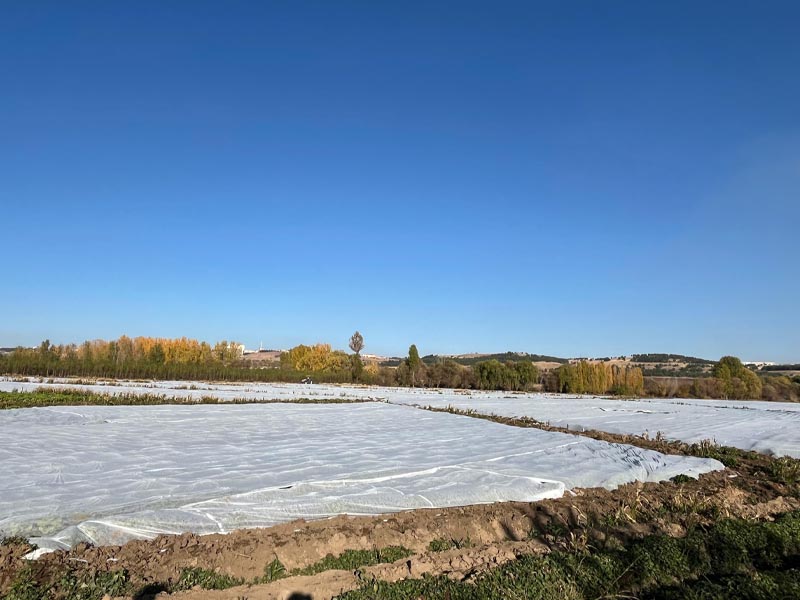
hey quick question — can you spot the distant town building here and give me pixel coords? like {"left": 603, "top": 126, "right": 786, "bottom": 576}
{"left": 743, "top": 361, "right": 776, "bottom": 369}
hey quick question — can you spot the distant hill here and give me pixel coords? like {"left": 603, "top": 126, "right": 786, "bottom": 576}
{"left": 628, "top": 354, "right": 716, "bottom": 378}
{"left": 631, "top": 353, "right": 714, "bottom": 365}
{"left": 420, "top": 352, "right": 568, "bottom": 366}
{"left": 376, "top": 352, "right": 752, "bottom": 377}
{"left": 242, "top": 350, "right": 282, "bottom": 363}
{"left": 763, "top": 364, "right": 800, "bottom": 372}
{"left": 384, "top": 352, "right": 719, "bottom": 369}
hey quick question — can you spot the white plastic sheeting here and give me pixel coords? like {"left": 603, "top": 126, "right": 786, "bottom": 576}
{"left": 0, "top": 402, "right": 720, "bottom": 550}
{"left": 387, "top": 394, "right": 800, "bottom": 458}
{"left": 2, "top": 379, "right": 798, "bottom": 456}
{"left": 0, "top": 378, "right": 385, "bottom": 403}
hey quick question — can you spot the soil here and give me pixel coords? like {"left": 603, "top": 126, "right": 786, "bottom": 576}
{"left": 2, "top": 415, "right": 798, "bottom": 600}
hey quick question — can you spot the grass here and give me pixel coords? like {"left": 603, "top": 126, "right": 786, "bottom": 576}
{"left": 4, "top": 566, "right": 42, "bottom": 600}
{"left": 173, "top": 567, "right": 244, "bottom": 591}
{"left": 166, "top": 547, "right": 412, "bottom": 592}
{"left": 664, "top": 487, "right": 720, "bottom": 521}
{"left": 6, "top": 567, "right": 133, "bottom": 600}
{"left": 689, "top": 438, "right": 746, "bottom": 467}
{"left": 259, "top": 557, "right": 287, "bottom": 583}
{"left": 670, "top": 473, "right": 695, "bottom": 484}
{"left": 6, "top": 506, "right": 800, "bottom": 600}
{"left": 2, "top": 547, "right": 415, "bottom": 600}
{"left": 1, "top": 535, "right": 35, "bottom": 548}
{"left": 770, "top": 456, "right": 800, "bottom": 486}
{"left": 58, "top": 569, "right": 132, "bottom": 599}
{"left": 0, "top": 389, "right": 371, "bottom": 410}
{"left": 428, "top": 537, "right": 473, "bottom": 552}
{"left": 291, "top": 546, "right": 413, "bottom": 576}
{"left": 340, "top": 511, "right": 800, "bottom": 600}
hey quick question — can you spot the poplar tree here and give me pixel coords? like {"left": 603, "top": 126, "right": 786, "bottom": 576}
{"left": 407, "top": 344, "right": 422, "bottom": 387}
{"left": 349, "top": 331, "right": 364, "bottom": 382}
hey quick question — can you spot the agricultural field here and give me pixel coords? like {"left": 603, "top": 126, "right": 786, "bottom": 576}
{"left": 1, "top": 379, "right": 799, "bottom": 599}
{"left": 1, "top": 401, "right": 717, "bottom": 551}
{"left": 390, "top": 393, "right": 800, "bottom": 458}
{"left": 2, "top": 377, "right": 799, "bottom": 456}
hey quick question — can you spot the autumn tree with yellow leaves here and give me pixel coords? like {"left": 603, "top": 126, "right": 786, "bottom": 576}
{"left": 557, "top": 361, "right": 644, "bottom": 395}
{"left": 281, "top": 343, "right": 350, "bottom": 373}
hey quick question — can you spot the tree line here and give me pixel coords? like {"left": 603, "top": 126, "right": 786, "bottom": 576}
{"left": 630, "top": 353, "right": 714, "bottom": 365}
{"left": 420, "top": 352, "right": 568, "bottom": 366}
{"left": 0, "top": 337, "right": 364, "bottom": 384}
{"left": 0, "top": 336, "right": 638, "bottom": 396}
{"left": 0, "top": 337, "right": 249, "bottom": 380}
{"left": 1, "top": 337, "right": 797, "bottom": 401}
{"left": 0, "top": 336, "right": 543, "bottom": 392}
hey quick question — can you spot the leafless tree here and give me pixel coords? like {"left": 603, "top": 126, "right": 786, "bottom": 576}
{"left": 349, "top": 331, "right": 364, "bottom": 355}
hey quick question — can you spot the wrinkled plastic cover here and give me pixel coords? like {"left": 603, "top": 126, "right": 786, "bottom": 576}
{"left": 387, "top": 393, "right": 800, "bottom": 458}
{"left": 3, "top": 378, "right": 797, "bottom": 457}
{"left": 0, "top": 402, "right": 720, "bottom": 550}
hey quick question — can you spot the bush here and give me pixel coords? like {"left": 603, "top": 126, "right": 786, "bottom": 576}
{"left": 713, "top": 356, "right": 762, "bottom": 399}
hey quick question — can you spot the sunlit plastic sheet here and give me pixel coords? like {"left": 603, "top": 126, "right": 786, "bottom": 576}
{"left": 387, "top": 393, "right": 800, "bottom": 458}
{"left": 3, "top": 378, "right": 797, "bottom": 457}
{"left": 0, "top": 402, "right": 720, "bottom": 550}
{"left": 3, "top": 378, "right": 797, "bottom": 456}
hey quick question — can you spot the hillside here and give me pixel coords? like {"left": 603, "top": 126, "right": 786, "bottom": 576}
{"left": 419, "top": 352, "right": 569, "bottom": 367}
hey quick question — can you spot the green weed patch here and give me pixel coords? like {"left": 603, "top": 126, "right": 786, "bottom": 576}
{"left": 0, "top": 389, "right": 368, "bottom": 410}
{"left": 341, "top": 512, "right": 800, "bottom": 599}
{"left": 292, "top": 546, "right": 413, "bottom": 577}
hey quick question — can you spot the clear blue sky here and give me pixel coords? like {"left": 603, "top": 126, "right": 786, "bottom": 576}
{"left": 2, "top": 1, "right": 798, "bottom": 361}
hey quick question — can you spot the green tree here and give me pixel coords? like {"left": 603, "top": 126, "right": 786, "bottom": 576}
{"left": 513, "top": 361, "right": 540, "bottom": 391}
{"left": 407, "top": 344, "right": 422, "bottom": 387}
{"left": 713, "top": 356, "right": 762, "bottom": 399}
{"left": 426, "top": 359, "right": 467, "bottom": 389}
{"left": 148, "top": 343, "right": 166, "bottom": 365}
{"left": 474, "top": 360, "right": 504, "bottom": 390}
{"left": 348, "top": 331, "right": 365, "bottom": 382}
{"left": 557, "top": 363, "right": 578, "bottom": 393}
{"left": 350, "top": 353, "right": 364, "bottom": 382}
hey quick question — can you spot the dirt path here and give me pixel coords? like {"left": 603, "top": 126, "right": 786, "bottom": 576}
{"left": 157, "top": 540, "right": 552, "bottom": 600}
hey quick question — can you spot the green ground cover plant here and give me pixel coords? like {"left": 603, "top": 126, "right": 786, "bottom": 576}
{"left": 340, "top": 511, "right": 800, "bottom": 600}
{"left": 0, "top": 389, "right": 369, "bottom": 410}
{"left": 292, "top": 547, "right": 413, "bottom": 577}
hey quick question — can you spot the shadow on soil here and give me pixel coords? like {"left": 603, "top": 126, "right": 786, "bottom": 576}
{"left": 133, "top": 583, "right": 169, "bottom": 600}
